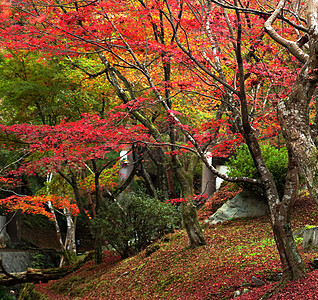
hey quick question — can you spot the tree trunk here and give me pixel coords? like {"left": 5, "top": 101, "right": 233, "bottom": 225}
{"left": 59, "top": 208, "right": 77, "bottom": 266}
{"left": 272, "top": 221, "right": 305, "bottom": 281}
{"left": 243, "top": 132, "right": 305, "bottom": 280}
{"left": 177, "top": 168, "right": 206, "bottom": 247}
{"left": 181, "top": 201, "right": 206, "bottom": 248}
{"left": 233, "top": 8, "right": 306, "bottom": 278}
{"left": 64, "top": 208, "right": 76, "bottom": 255}
{"left": 201, "top": 154, "right": 216, "bottom": 198}
{"left": 267, "top": 151, "right": 305, "bottom": 280}
{"left": 272, "top": 222, "right": 305, "bottom": 281}
{"left": 69, "top": 178, "right": 105, "bottom": 264}
{"left": 278, "top": 67, "right": 318, "bottom": 204}
{"left": 94, "top": 238, "right": 103, "bottom": 264}
{"left": 275, "top": 0, "right": 318, "bottom": 205}
{"left": 47, "top": 200, "right": 64, "bottom": 253}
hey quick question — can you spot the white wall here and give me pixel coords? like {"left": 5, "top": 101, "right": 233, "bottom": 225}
{"left": 216, "top": 165, "right": 228, "bottom": 190}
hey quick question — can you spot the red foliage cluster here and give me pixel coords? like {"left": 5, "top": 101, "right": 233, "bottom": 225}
{"left": 166, "top": 197, "right": 187, "bottom": 204}
{"left": 0, "top": 114, "right": 151, "bottom": 175}
{"left": 0, "top": 194, "right": 78, "bottom": 220}
{"left": 166, "top": 194, "right": 208, "bottom": 205}
{"left": 0, "top": 176, "right": 20, "bottom": 186}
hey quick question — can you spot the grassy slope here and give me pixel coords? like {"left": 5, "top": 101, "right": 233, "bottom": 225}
{"left": 35, "top": 187, "right": 318, "bottom": 300}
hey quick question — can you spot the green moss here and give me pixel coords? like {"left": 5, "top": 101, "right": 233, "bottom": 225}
{"left": 19, "top": 283, "right": 49, "bottom": 300}
{"left": 294, "top": 236, "right": 303, "bottom": 244}
{"left": 154, "top": 274, "right": 184, "bottom": 292}
{"left": 50, "top": 275, "right": 83, "bottom": 295}
{"left": 305, "top": 225, "right": 317, "bottom": 229}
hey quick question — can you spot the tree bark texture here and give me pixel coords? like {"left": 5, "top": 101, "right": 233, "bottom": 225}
{"left": 177, "top": 168, "right": 206, "bottom": 247}
{"left": 278, "top": 51, "right": 318, "bottom": 204}
{"left": 181, "top": 201, "right": 206, "bottom": 248}
{"left": 266, "top": 0, "right": 318, "bottom": 205}
{"left": 271, "top": 153, "right": 305, "bottom": 280}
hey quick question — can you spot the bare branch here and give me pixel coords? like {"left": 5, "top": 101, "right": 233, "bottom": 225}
{"left": 0, "top": 189, "right": 27, "bottom": 197}
{"left": 0, "top": 154, "right": 27, "bottom": 174}
{"left": 141, "top": 140, "right": 261, "bottom": 186}
{"left": 0, "top": 211, "right": 18, "bottom": 235}
{"left": 209, "top": 0, "right": 308, "bottom": 33}
{"left": 163, "top": 2, "right": 240, "bottom": 96}
{"left": 264, "top": 0, "right": 308, "bottom": 63}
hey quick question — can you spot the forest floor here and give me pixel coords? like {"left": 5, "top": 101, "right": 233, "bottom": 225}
{"left": 35, "top": 186, "right": 318, "bottom": 299}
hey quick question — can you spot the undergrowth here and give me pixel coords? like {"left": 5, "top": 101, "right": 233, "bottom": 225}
{"left": 35, "top": 190, "right": 318, "bottom": 300}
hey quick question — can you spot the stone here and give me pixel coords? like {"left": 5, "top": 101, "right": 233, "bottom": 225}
{"left": 205, "top": 190, "right": 269, "bottom": 225}
{"left": 303, "top": 226, "right": 318, "bottom": 252}
{"left": 0, "top": 251, "right": 31, "bottom": 273}
{"left": 242, "top": 288, "right": 249, "bottom": 294}
{"left": 293, "top": 226, "right": 306, "bottom": 238}
{"left": 309, "top": 258, "right": 318, "bottom": 269}
{"left": 251, "top": 276, "right": 265, "bottom": 286}
{"left": 233, "top": 288, "right": 250, "bottom": 298}
{"left": 274, "top": 272, "right": 282, "bottom": 281}
{"left": 233, "top": 290, "right": 241, "bottom": 298}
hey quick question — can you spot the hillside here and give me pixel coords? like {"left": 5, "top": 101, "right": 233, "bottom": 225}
{"left": 34, "top": 190, "right": 318, "bottom": 300}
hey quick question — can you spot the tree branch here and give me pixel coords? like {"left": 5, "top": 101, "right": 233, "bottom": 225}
{"left": 264, "top": 0, "right": 309, "bottom": 63}
{"left": 209, "top": 0, "right": 308, "bottom": 33}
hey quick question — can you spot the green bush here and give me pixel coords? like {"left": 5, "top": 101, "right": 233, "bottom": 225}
{"left": 0, "top": 286, "right": 16, "bottom": 300}
{"left": 91, "top": 191, "right": 180, "bottom": 258}
{"left": 226, "top": 144, "right": 288, "bottom": 197}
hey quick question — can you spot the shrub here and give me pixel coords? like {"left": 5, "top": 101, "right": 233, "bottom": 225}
{"left": 91, "top": 191, "right": 180, "bottom": 258}
{"left": 226, "top": 144, "right": 288, "bottom": 197}
{"left": 0, "top": 286, "right": 15, "bottom": 300}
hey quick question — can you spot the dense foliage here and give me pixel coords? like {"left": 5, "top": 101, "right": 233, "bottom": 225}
{"left": 91, "top": 191, "right": 180, "bottom": 258}
{"left": 227, "top": 144, "right": 288, "bottom": 197}
{"left": 0, "top": 286, "right": 15, "bottom": 300}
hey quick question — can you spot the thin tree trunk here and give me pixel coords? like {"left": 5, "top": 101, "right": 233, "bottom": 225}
{"left": 271, "top": 153, "right": 305, "bottom": 281}
{"left": 243, "top": 125, "right": 305, "bottom": 281}
{"left": 47, "top": 200, "right": 64, "bottom": 252}
{"left": 181, "top": 201, "right": 206, "bottom": 248}
{"left": 233, "top": 1, "right": 305, "bottom": 280}
{"left": 64, "top": 207, "right": 76, "bottom": 254}
{"left": 272, "top": 224, "right": 305, "bottom": 281}
{"left": 177, "top": 168, "right": 206, "bottom": 247}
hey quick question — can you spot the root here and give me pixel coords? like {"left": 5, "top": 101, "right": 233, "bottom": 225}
{"left": 259, "top": 280, "right": 287, "bottom": 300}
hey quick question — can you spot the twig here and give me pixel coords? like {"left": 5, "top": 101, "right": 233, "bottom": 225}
{"left": 0, "top": 210, "right": 18, "bottom": 235}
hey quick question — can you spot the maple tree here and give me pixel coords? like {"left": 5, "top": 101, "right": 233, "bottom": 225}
{"left": 0, "top": 0, "right": 317, "bottom": 285}
{"left": 0, "top": 112, "right": 153, "bottom": 263}
{"left": 0, "top": 51, "right": 117, "bottom": 125}
{"left": 0, "top": 150, "right": 79, "bottom": 264}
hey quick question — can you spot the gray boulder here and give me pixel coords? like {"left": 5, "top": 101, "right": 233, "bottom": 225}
{"left": 303, "top": 226, "right": 318, "bottom": 252}
{"left": 205, "top": 190, "right": 269, "bottom": 225}
{"left": 252, "top": 275, "right": 265, "bottom": 286}
{"left": 0, "top": 250, "right": 31, "bottom": 273}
